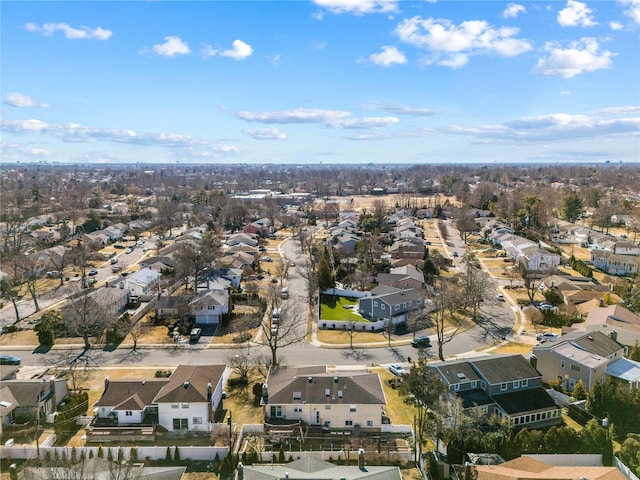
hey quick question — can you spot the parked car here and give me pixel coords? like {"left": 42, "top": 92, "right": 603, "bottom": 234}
{"left": 536, "top": 332, "right": 558, "bottom": 342}
{"left": 0, "top": 355, "right": 21, "bottom": 365}
{"left": 453, "top": 251, "right": 459, "bottom": 257}
{"left": 411, "top": 336, "right": 431, "bottom": 348}
{"left": 114, "top": 244, "right": 125, "bottom": 249}
{"left": 88, "top": 269, "right": 98, "bottom": 276}
{"left": 112, "top": 265, "right": 123, "bottom": 273}
{"left": 496, "top": 293, "right": 505, "bottom": 301}
{"left": 87, "top": 278, "right": 97, "bottom": 285}
{"left": 45, "top": 270, "right": 61, "bottom": 278}
{"left": 388, "top": 364, "right": 407, "bottom": 376}
{"left": 260, "top": 256, "right": 272, "bottom": 262}
{"left": 189, "top": 328, "right": 202, "bottom": 342}
{"left": 110, "top": 258, "right": 118, "bottom": 264}
{"left": 125, "top": 247, "right": 133, "bottom": 254}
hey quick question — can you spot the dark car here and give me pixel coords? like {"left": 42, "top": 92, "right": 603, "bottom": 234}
{"left": 0, "top": 355, "right": 21, "bottom": 365}
{"left": 88, "top": 269, "right": 98, "bottom": 276}
{"left": 411, "top": 336, "right": 431, "bottom": 348}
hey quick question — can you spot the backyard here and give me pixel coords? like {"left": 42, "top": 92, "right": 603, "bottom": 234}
{"left": 320, "top": 295, "right": 367, "bottom": 323}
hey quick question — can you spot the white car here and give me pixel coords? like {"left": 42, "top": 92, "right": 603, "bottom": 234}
{"left": 496, "top": 293, "right": 505, "bottom": 302}
{"left": 388, "top": 364, "right": 407, "bottom": 376}
{"left": 536, "top": 332, "right": 558, "bottom": 342}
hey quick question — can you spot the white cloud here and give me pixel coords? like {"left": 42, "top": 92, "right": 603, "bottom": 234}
{"left": 367, "top": 46, "right": 407, "bottom": 66}
{"left": 266, "top": 53, "right": 282, "bottom": 65}
{"left": 313, "top": 0, "right": 399, "bottom": 15}
{"left": 1, "top": 141, "right": 52, "bottom": 159}
{"left": 365, "top": 101, "right": 437, "bottom": 116}
{"left": 557, "top": 0, "right": 597, "bottom": 27}
{"left": 534, "top": 38, "right": 615, "bottom": 78}
{"left": 144, "top": 36, "right": 191, "bottom": 57}
{"left": 503, "top": 3, "right": 526, "bottom": 18}
{"left": 237, "top": 108, "right": 398, "bottom": 129}
{"left": 609, "top": 21, "right": 624, "bottom": 30}
{"left": 244, "top": 127, "right": 287, "bottom": 140}
{"left": 201, "top": 44, "right": 218, "bottom": 57}
{"left": 221, "top": 40, "right": 253, "bottom": 60}
{"left": 237, "top": 108, "right": 351, "bottom": 124}
{"left": 4, "top": 92, "right": 49, "bottom": 108}
{"left": 2, "top": 119, "right": 51, "bottom": 132}
{"left": 597, "top": 105, "right": 640, "bottom": 114}
{"left": 560, "top": 90, "right": 573, "bottom": 95}
{"left": 619, "top": 0, "right": 640, "bottom": 24}
{"left": 25, "top": 22, "right": 112, "bottom": 40}
{"left": 313, "top": 41, "right": 328, "bottom": 50}
{"left": 395, "top": 17, "right": 532, "bottom": 67}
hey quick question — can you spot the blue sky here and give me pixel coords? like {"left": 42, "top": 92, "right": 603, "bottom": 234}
{"left": 1, "top": 0, "right": 639, "bottom": 165}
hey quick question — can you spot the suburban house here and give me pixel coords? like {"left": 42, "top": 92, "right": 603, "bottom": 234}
{"left": 243, "top": 218, "right": 272, "bottom": 237}
{"left": 262, "top": 366, "right": 387, "bottom": 431}
{"left": 614, "top": 241, "right": 640, "bottom": 256}
{"left": 430, "top": 355, "right": 562, "bottom": 429}
{"left": 468, "top": 455, "right": 625, "bottom": 480}
{"left": 139, "top": 256, "right": 177, "bottom": 273}
{"left": 93, "top": 364, "right": 226, "bottom": 433}
{"left": 156, "top": 295, "right": 192, "bottom": 319}
{"left": 329, "top": 231, "right": 360, "bottom": 253}
{"left": 591, "top": 250, "right": 639, "bottom": 276}
{"left": 606, "top": 357, "right": 640, "bottom": 391}
{"left": 389, "top": 238, "right": 425, "bottom": 260}
{"left": 0, "top": 378, "right": 68, "bottom": 436}
{"left": 358, "top": 285, "right": 425, "bottom": 325}
{"left": 226, "top": 232, "right": 258, "bottom": 248}
{"left": 240, "top": 457, "right": 402, "bottom": 480}
{"left": 121, "top": 268, "right": 162, "bottom": 296}
{"left": 532, "top": 330, "right": 626, "bottom": 391}
{"left": 18, "top": 458, "right": 186, "bottom": 480}
{"left": 566, "top": 304, "right": 640, "bottom": 347}
{"left": 189, "top": 288, "right": 230, "bottom": 325}
{"left": 377, "top": 264, "right": 425, "bottom": 290}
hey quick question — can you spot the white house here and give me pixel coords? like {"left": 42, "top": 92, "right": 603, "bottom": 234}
{"left": 591, "top": 251, "right": 639, "bottom": 276}
{"left": 263, "top": 366, "right": 387, "bottom": 431}
{"left": 189, "top": 289, "right": 230, "bottom": 325}
{"left": 123, "top": 268, "right": 162, "bottom": 295}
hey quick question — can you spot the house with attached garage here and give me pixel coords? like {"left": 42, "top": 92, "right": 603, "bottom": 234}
{"left": 532, "top": 330, "right": 627, "bottom": 392}
{"left": 430, "top": 355, "right": 562, "bottom": 430}
{"left": 92, "top": 364, "right": 226, "bottom": 434}
{"left": 262, "top": 366, "right": 387, "bottom": 431}
{"left": 189, "top": 288, "right": 230, "bottom": 325}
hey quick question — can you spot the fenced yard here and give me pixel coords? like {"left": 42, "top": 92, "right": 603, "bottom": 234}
{"left": 320, "top": 295, "right": 367, "bottom": 323}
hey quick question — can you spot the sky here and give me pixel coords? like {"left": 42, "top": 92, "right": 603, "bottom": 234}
{"left": 1, "top": 0, "right": 639, "bottom": 165}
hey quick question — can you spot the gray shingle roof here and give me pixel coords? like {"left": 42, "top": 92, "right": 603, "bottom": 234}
{"left": 470, "top": 355, "right": 541, "bottom": 385}
{"left": 492, "top": 387, "right": 558, "bottom": 415}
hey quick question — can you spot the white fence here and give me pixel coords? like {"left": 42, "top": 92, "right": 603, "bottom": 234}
{"left": 322, "top": 288, "right": 369, "bottom": 299}
{"left": 318, "top": 319, "right": 385, "bottom": 331}
{"left": 615, "top": 457, "right": 640, "bottom": 480}
{"left": 381, "top": 424, "right": 413, "bottom": 435}
{"left": 0, "top": 444, "right": 229, "bottom": 462}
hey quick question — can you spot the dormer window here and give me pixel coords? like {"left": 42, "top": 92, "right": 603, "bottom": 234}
{"left": 293, "top": 392, "right": 302, "bottom": 400}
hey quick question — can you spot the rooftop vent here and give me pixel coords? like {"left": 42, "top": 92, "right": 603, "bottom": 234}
{"left": 293, "top": 392, "right": 302, "bottom": 400}
{"left": 325, "top": 388, "right": 331, "bottom": 397}
{"left": 457, "top": 373, "right": 467, "bottom": 380}
{"left": 334, "top": 376, "right": 339, "bottom": 383}
{"left": 338, "top": 390, "right": 343, "bottom": 398}
{"left": 183, "top": 381, "right": 190, "bottom": 389}
{"left": 307, "top": 377, "right": 313, "bottom": 383}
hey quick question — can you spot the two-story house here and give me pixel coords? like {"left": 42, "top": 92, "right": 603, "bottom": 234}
{"left": 430, "top": 355, "right": 562, "bottom": 429}
{"left": 532, "top": 330, "right": 626, "bottom": 391}
{"left": 94, "top": 364, "right": 225, "bottom": 433}
{"left": 377, "top": 264, "right": 425, "bottom": 291}
{"left": 189, "top": 289, "right": 230, "bottom": 325}
{"left": 358, "top": 285, "right": 425, "bottom": 325}
{"left": 591, "top": 251, "right": 639, "bottom": 276}
{"left": 262, "top": 366, "right": 386, "bottom": 431}
{"left": 389, "top": 238, "right": 425, "bottom": 261}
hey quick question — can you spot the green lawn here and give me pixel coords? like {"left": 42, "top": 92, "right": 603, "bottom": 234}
{"left": 320, "top": 295, "right": 367, "bottom": 322}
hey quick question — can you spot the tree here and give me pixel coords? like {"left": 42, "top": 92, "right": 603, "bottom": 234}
{"left": 399, "top": 355, "right": 447, "bottom": 454}
{"left": 572, "top": 379, "right": 588, "bottom": 401}
{"left": 253, "top": 295, "right": 306, "bottom": 365}
{"left": 520, "top": 264, "right": 545, "bottom": 304}
{"left": 35, "top": 311, "right": 64, "bottom": 346}
{"left": 226, "top": 345, "right": 252, "bottom": 388}
{"left": 455, "top": 207, "right": 476, "bottom": 244}
{"left": 429, "top": 278, "right": 465, "bottom": 361}
{"left": 562, "top": 194, "right": 583, "bottom": 223}
{"left": 317, "top": 256, "right": 334, "bottom": 292}
{"left": 46, "top": 246, "right": 73, "bottom": 286}
{"left": 0, "top": 276, "right": 22, "bottom": 323}
{"left": 61, "top": 288, "right": 116, "bottom": 350}
{"left": 460, "top": 251, "right": 490, "bottom": 322}
{"left": 628, "top": 341, "right": 640, "bottom": 362}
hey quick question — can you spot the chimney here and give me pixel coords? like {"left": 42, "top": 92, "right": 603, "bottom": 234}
{"left": 104, "top": 377, "right": 110, "bottom": 391}
{"left": 262, "top": 383, "right": 269, "bottom": 403}
{"left": 358, "top": 448, "right": 365, "bottom": 469}
{"left": 529, "top": 354, "right": 538, "bottom": 370}
{"left": 610, "top": 330, "right": 618, "bottom": 343}
{"left": 207, "top": 382, "right": 212, "bottom": 401}
{"left": 599, "top": 298, "right": 604, "bottom": 307}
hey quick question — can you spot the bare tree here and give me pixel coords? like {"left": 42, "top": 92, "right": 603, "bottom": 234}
{"left": 226, "top": 345, "right": 252, "bottom": 384}
{"left": 254, "top": 295, "right": 306, "bottom": 365}
{"left": 46, "top": 246, "right": 73, "bottom": 286}
{"left": 460, "top": 251, "right": 491, "bottom": 322}
{"left": 22, "top": 456, "right": 141, "bottom": 480}
{"left": 20, "top": 252, "right": 42, "bottom": 312}
{"left": 429, "top": 278, "right": 465, "bottom": 361}
{"left": 61, "top": 288, "right": 117, "bottom": 350}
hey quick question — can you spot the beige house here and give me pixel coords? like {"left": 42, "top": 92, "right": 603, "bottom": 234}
{"left": 568, "top": 304, "right": 640, "bottom": 347}
{"left": 263, "top": 366, "right": 387, "bottom": 431}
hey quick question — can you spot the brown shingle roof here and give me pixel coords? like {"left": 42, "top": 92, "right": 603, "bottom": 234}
{"left": 95, "top": 379, "right": 168, "bottom": 408}
{"left": 154, "top": 365, "right": 225, "bottom": 404}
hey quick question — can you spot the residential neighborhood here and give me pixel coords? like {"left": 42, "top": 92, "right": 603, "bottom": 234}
{"left": 1, "top": 162, "right": 640, "bottom": 479}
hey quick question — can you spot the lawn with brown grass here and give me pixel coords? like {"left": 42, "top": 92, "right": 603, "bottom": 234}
{"left": 222, "top": 370, "right": 265, "bottom": 427}
{"left": 490, "top": 342, "right": 533, "bottom": 355}
{"left": 376, "top": 368, "right": 415, "bottom": 426}
{"left": 0, "top": 328, "right": 39, "bottom": 347}
{"left": 316, "top": 329, "right": 389, "bottom": 345}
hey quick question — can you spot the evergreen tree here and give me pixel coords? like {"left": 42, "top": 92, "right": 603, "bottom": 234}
{"left": 572, "top": 379, "right": 588, "bottom": 401}
{"left": 317, "top": 257, "right": 334, "bottom": 292}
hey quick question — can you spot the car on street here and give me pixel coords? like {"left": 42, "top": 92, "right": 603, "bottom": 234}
{"left": 536, "top": 332, "right": 558, "bottom": 342}
{"left": 388, "top": 364, "right": 407, "bottom": 376}
{"left": 453, "top": 251, "right": 459, "bottom": 257}
{"left": 496, "top": 293, "right": 505, "bottom": 301}
{"left": 87, "top": 278, "right": 97, "bottom": 285}
{"left": 88, "top": 269, "right": 98, "bottom": 276}
{"left": 110, "top": 258, "right": 118, "bottom": 264}
{"left": 125, "top": 247, "right": 133, "bottom": 254}
{"left": 0, "top": 355, "right": 21, "bottom": 365}
{"left": 411, "top": 336, "right": 431, "bottom": 348}
{"left": 112, "top": 265, "right": 123, "bottom": 273}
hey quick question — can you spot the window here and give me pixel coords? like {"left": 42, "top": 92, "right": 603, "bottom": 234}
{"left": 171, "top": 402, "right": 179, "bottom": 409}
{"left": 374, "top": 301, "right": 378, "bottom": 307}
{"left": 500, "top": 383, "right": 507, "bottom": 391}
{"left": 481, "top": 381, "right": 486, "bottom": 390}
{"left": 325, "top": 389, "right": 330, "bottom": 397}
{"left": 367, "top": 420, "right": 373, "bottom": 427}
{"left": 345, "top": 420, "right": 353, "bottom": 426}
{"left": 182, "top": 402, "right": 189, "bottom": 408}
{"left": 270, "top": 406, "right": 282, "bottom": 418}
{"left": 561, "top": 360, "right": 565, "bottom": 368}
{"left": 522, "top": 379, "right": 528, "bottom": 387}
{"left": 208, "top": 305, "right": 216, "bottom": 310}
{"left": 454, "top": 383, "right": 460, "bottom": 391}
{"left": 513, "top": 380, "right": 520, "bottom": 389}
{"left": 172, "top": 418, "right": 188, "bottom": 430}
{"left": 325, "top": 404, "right": 331, "bottom": 410}
{"left": 293, "top": 392, "right": 302, "bottom": 400}
{"left": 571, "top": 365, "right": 581, "bottom": 372}
{"left": 125, "top": 411, "right": 132, "bottom": 416}
{"left": 471, "top": 381, "right": 478, "bottom": 389}
{"left": 349, "top": 405, "right": 357, "bottom": 412}
{"left": 193, "top": 417, "right": 202, "bottom": 424}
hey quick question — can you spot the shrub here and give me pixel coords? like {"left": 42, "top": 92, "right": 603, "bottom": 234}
{"left": 155, "top": 370, "right": 172, "bottom": 378}
{"left": 228, "top": 376, "right": 248, "bottom": 388}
